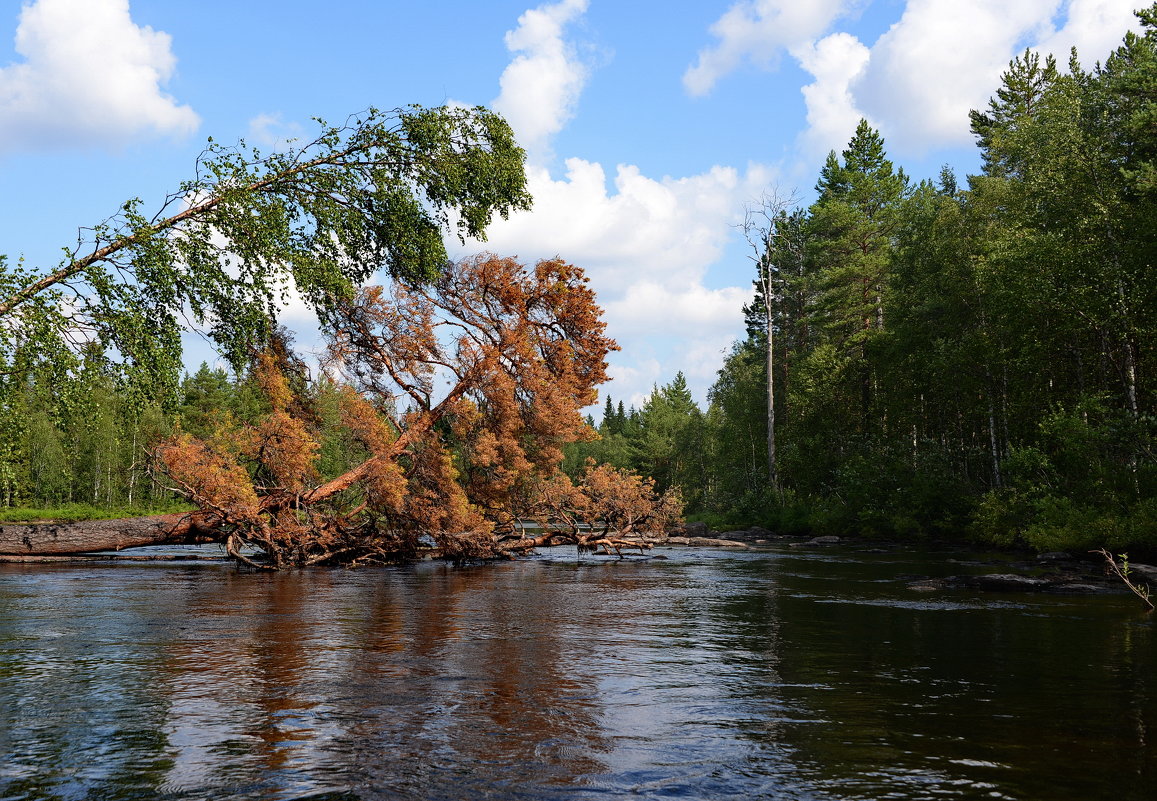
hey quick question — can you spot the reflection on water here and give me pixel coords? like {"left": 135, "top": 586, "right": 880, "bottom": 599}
{"left": 0, "top": 547, "right": 1153, "bottom": 800}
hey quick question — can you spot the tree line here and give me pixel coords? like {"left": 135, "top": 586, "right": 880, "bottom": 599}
{"left": 3, "top": 10, "right": 1156, "bottom": 558}
{"left": 578, "top": 7, "right": 1157, "bottom": 553}
{"left": 0, "top": 355, "right": 258, "bottom": 515}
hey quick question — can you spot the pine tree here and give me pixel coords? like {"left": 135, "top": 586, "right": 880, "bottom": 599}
{"left": 969, "top": 50, "right": 1059, "bottom": 178}
{"left": 805, "top": 119, "right": 908, "bottom": 434}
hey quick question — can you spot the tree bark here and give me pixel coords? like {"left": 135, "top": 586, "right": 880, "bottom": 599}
{"left": 0, "top": 512, "right": 218, "bottom": 555}
{"left": 766, "top": 300, "right": 778, "bottom": 490}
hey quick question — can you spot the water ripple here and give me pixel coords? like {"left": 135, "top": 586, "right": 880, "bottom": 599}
{"left": 1, "top": 548, "right": 1154, "bottom": 800}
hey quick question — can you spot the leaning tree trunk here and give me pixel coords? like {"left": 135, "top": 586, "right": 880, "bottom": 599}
{"left": 0, "top": 512, "right": 219, "bottom": 556}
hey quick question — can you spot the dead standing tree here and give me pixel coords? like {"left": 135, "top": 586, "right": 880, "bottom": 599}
{"left": 740, "top": 191, "right": 802, "bottom": 493}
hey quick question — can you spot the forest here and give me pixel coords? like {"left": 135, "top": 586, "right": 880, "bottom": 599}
{"left": 2, "top": 8, "right": 1156, "bottom": 560}
{"left": 560, "top": 8, "right": 1157, "bottom": 555}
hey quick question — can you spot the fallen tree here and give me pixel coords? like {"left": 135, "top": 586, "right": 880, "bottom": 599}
{"left": 2, "top": 255, "right": 681, "bottom": 565}
{"left": 0, "top": 514, "right": 199, "bottom": 555}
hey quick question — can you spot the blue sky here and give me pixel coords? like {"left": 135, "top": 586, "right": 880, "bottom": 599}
{"left": 0, "top": 0, "right": 1145, "bottom": 408}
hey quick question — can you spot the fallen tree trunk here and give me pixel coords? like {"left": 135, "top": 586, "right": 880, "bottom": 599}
{"left": 0, "top": 553, "right": 228, "bottom": 563}
{"left": 0, "top": 513, "right": 219, "bottom": 555}
{"left": 0, "top": 511, "right": 657, "bottom": 564}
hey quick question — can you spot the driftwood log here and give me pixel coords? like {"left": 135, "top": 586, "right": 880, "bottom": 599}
{"left": 0, "top": 513, "right": 219, "bottom": 556}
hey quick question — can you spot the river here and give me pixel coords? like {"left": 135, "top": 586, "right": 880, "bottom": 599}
{"left": 0, "top": 545, "right": 1153, "bottom": 800}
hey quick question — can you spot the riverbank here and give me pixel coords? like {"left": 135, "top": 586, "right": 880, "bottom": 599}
{"left": 3, "top": 515, "right": 1151, "bottom": 604}
{"left": 656, "top": 523, "right": 1153, "bottom": 601}
{"left": 0, "top": 502, "right": 194, "bottom": 524}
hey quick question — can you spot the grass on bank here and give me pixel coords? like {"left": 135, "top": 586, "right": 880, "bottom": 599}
{"left": 0, "top": 501, "right": 195, "bottom": 524}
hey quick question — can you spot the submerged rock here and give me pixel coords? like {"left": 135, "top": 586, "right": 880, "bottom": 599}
{"left": 792, "top": 535, "right": 841, "bottom": 547}
{"left": 905, "top": 572, "right": 1119, "bottom": 595}
{"left": 907, "top": 579, "right": 948, "bottom": 592}
{"left": 686, "top": 537, "right": 749, "bottom": 548}
{"left": 958, "top": 573, "right": 1051, "bottom": 591}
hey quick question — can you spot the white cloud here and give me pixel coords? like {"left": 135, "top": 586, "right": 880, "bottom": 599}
{"left": 247, "top": 113, "right": 304, "bottom": 152}
{"left": 1035, "top": 0, "right": 1143, "bottom": 69}
{"left": 792, "top": 32, "right": 870, "bottom": 157}
{"left": 683, "top": 0, "right": 854, "bottom": 96}
{"left": 0, "top": 0, "right": 198, "bottom": 152}
{"left": 794, "top": 0, "right": 1144, "bottom": 156}
{"left": 477, "top": 156, "right": 775, "bottom": 405}
{"left": 850, "top": 0, "right": 1059, "bottom": 152}
{"left": 604, "top": 282, "right": 754, "bottom": 338}
{"left": 604, "top": 283, "right": 752, "bottom": 404}
{"left": 482, "top": 159, "right": 774, "bottom": 290}
{"left": 476, "top": 1, "right": 785, "bottom": 406}
{"left": 681, "top": 333, "right": 744, "bottom": 388}
{"left": 610, "top": 331, "right": 740, "bottom": 409}
{"left": 492, "top": 0, "right": 589, "bottom": 162}
{"left": 606, "top": 358, "right": 662, "bottom": 409}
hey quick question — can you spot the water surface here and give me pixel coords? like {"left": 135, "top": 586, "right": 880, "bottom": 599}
{"left": 0, "top": 546, "right": 1152, "bottom": 800}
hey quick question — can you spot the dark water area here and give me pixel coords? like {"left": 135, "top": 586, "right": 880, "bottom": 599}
{"left": 0, "top": 546, "right": 1152, "bottom": 800}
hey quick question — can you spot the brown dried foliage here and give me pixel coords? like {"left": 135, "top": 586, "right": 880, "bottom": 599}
{"left": 501, "top": 460, "right": 683, "bottom": 555}
{"left": 156, "top": 254, "right": 657, "bottom": 567}
{"left": 157, "top": 434, "right": 261, "bottom": 523}
{"left": 581, "top": 461, "right": 684, "bottom": 535}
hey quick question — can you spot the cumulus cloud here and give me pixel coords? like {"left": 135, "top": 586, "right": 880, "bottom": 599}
{"left": 0, "top": 0, "right": 199, "bottom": 152}
{"left": 606, "top": 359, "right": 663, "bottom": 408}
{"left": 849, "top": 0, "right": 1058, "bottom": 152}
{"left": 794, "top": 0, "right": 1144, "bottom": 155}
{"left": 483, "top": 159, "right": 774, "bottom": 290}
{"left": 476, "top": 0, "right": 785, "bottom": 405}
{"left": 604, "top": 282, "right": 753, "bottom": 403}
{"left": 603, "top": 282, "right": 754, "bottom": 338}
{"left": 792, "top": 32, "right": 870, "bottom": 157}
{"left": 492, "top": 0, "right": 589, "bottom": 162}
{"left": 683, "top": 0, "right": 854, "bottom": 96}
{"left": 681, "top": 332, "right": 746, "bottom": 388}
{"left": 477, "top": 155, "right": 775, "bottom": 404}
{"left": 608, "top": 330, "right": 744, "bottom": 409}
{"left": 1035, "top": 0, "right": 1143, "bottom": 68}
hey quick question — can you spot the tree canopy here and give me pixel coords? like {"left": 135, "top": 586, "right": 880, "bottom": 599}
{"left": 690, "top": 5, "right": 1157, "bottom": 550}
{"left": 0, "top": 105, "right": 532, "bottom": 405}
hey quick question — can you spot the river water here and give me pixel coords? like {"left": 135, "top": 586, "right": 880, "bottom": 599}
{"left": 0, "top": 545, "right": 1152, "bottom": 800}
